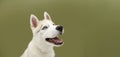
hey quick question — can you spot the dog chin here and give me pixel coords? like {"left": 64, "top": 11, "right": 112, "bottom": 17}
{"left": 54, "top": 43, "right": 64, "bottom": 47}
{"left": 47, "top": 42, "right": 64, "bottom": 47}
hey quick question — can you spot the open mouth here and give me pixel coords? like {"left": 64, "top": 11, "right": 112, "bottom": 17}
{"left": 46, "top": 36, "right": 63, "bottom": 45}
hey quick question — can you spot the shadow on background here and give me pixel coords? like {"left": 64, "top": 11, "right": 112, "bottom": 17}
{"left": 0, "top": 0, "right": 120, "bottom": 57}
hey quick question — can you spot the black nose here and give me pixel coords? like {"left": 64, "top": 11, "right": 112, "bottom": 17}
{"left": 56, "top": 25, "right": 63, "bottom": 32}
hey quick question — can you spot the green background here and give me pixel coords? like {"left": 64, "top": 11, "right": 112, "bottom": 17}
{"left": 0, "top": 0, "right": 120, "bottom": 57}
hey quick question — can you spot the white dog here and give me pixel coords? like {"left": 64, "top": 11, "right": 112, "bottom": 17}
{"left": 21, "top": 12, "right": 64, "bottom": 57}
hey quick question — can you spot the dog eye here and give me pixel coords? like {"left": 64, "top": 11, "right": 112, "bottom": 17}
{"left": 42, "top": 26, "right": 48, "bottom": 30}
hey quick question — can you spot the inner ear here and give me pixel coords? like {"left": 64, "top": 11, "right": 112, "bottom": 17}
{"left": 44, "top": 12, "right": 51, "bottom": 20}
{"left": 46, "top": 15, "right": 50, "bottom": 19}
{"left": 32, "top": 17, "right": 37, "bottom": 27}
{"left": 30, "top": 14, "right": 39, "bottom": 28}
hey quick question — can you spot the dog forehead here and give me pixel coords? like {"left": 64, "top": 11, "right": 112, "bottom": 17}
{"left": 41, "top": 19, "right": 54, "bottom": 25}
{"left": 36, "top": 19, "right": 54, "bottom": 29}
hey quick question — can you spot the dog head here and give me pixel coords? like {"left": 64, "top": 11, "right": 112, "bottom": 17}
{"left": 30, "top": 12, "right": 64, "bottom": 47}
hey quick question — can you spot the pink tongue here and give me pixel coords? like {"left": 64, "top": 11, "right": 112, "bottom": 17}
{"left": 52, "top": 37, "right": 63, "bottom": 43}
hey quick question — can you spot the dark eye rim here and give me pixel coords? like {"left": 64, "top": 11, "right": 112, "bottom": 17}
{"left": 42, "top": 26, "right": 48, "bottom": 30}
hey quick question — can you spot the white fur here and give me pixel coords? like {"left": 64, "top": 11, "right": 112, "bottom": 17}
{"left": 21, "top": 12, "right": 64, "bottom": 57}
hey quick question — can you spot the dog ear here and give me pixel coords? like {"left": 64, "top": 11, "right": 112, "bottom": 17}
{"left": 30, "top": 14, "right": 39, "bottom": 29}
{"left": 44, "top": 12, "right": 51, "bottom": 20}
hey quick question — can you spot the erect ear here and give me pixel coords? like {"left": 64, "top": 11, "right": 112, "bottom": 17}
{"left": 30, "top": 14, "right": 39, "bottom": 29}
{"left": 44, "top": 12, "right": 51, "bottom": 20}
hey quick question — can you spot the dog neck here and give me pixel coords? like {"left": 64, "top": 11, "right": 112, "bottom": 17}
{"left": 21, "top": 35, "right": 55, "bottom": 57}
{"left": 32, "top": 36, "right": 54, "bottom": 53}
